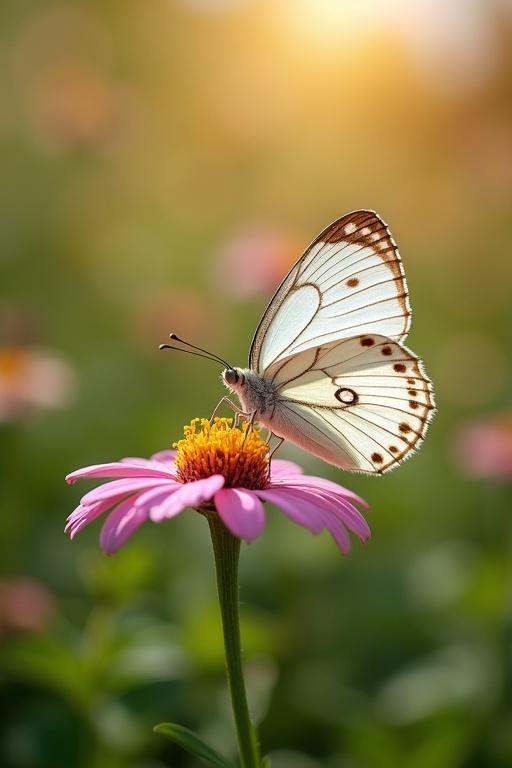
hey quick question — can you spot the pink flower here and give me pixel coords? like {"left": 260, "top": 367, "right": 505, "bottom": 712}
{"left": 213, "top": 228, "right": 303, "bottom": 299}
{"left": 453, "top": 413, "right": 512, "bottom": 481}
{"left": 0, "top": 578, "right": 57, "bottom": 635}
{"left": 66, "top": 418, "right": 370, "bottom": 555}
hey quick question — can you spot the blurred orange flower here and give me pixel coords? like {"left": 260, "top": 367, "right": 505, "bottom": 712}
{"left": 11, "top": 4, "right": 123, "bottom": 152}
{"left": 28, "top": 61, "right": 121, "bottom": 151}
{"left": 0, "top": 347, "right": 75, "bottom": 422}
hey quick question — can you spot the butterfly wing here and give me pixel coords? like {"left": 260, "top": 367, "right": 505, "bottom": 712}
{"left": 250, "top": 210, "right": 411, "bottom": 374}
{"left": 262, "top": 335, "right": 435, "bottom": 473}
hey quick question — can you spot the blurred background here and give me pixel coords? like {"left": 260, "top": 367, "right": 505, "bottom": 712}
{"left": 1, "top": 1, "right": 512, "bottom": 766}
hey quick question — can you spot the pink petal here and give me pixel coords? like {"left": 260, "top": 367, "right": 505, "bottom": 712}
{"left": 119, "top": 457, "right": 174, "bottom": 471}
{"left": 151, "top": 475, "right": 225, "bottom": 522}
{"left": 81, "top": 478, "right": 177, "bottom": 505}
{"left": 317, "top": 494, "right": 370, "bottom": 540}
{"left": 269, "top": 460, "right": 304, "bottom": 479}
{"left": 100, "top": 497, "right": 148, "bottom": 554}
{"left": 120, "top": 457, "right": 157, "bottom": 466}
{"left": 320, "top": 513, "right": 351, "bottom": 553}
{"left": 66, "top": 462, "right": 176, "bottom": 484}
{"left": 150, "top": 449, "right": 177, "bottom": 465}
{"left": 272, "top": 475, "right": 368, "bottom": 509}
{"left": 278, "top": 487, "right": 368, "bottom": 551}
{"left": 214, "top": 489, "right": 266, "bottom": 542}
{"left": 278, "top": 486, "right": 371, "bottom": 541}
{"left": 133, "top": 485, "right": 179, "bottom": 510}
{"left": 149, "top": 494, "right": 188, "bottom": 522}
{"left": 254, "top": 488, "right": 324, "bottom": 533}
{"left": 133, "top": 486, "right": 188, "bottom": 523}
{"left": 65, "top": 498, "right": 115, "bottom": 538}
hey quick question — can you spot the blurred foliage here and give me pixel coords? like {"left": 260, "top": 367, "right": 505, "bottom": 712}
{"left": 1, "top": 1, "right": 512, "bottom": 766}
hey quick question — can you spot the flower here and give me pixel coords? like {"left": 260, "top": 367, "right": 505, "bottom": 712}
{"left": 0, "top": 578, "right": 56, "bottom": 635}
{"left": 213, "top": 227, "right": 302, "bottom": 299}
{"left": 12, "top": 5, "right": 122, "bottom": 152}
{"left": 453, "top": 413, "right": 512, "bottom": 481}
{"left": 66, "top": 418, "right": 370, "bottom": 555}
{"left": 0, "top": 346, "right": 75, "bottom": 422}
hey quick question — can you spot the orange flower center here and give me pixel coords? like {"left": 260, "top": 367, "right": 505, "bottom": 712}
{"left": 0, "top": 348, "right": 27, "bottom": 382}
{"left": 174, "top": 418, "right": 269, "bottom": 490}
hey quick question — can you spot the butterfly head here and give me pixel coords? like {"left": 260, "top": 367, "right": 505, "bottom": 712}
{"left": 223, "top": 367, "right": 280, "bottom": 419}
{"left": 222, "top": 367, "right": 246, "bottom": 390}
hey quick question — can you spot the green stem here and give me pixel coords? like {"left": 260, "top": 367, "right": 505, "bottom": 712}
{"left": 208, "top": 515, "right": 261, "bottom": 768}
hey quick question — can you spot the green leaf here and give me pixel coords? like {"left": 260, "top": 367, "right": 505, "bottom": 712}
{"left": 262, "top": 757, "right": 272, "bottom": 767}
{"left": 153, "top": 723, "right": 234, "bottom": 768}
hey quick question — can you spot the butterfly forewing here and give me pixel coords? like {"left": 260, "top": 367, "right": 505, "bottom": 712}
{"left": 268, "top": 336, "right": 434, "bottom": 473}
{"left": 250, "top": 210, "right": 411, "bottom": 374}
{"left": 231, "top": 209, "right": 435, "bottom": 473}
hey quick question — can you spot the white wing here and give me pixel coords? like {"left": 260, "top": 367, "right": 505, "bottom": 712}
{"left": 250, "top": 210, "right": 411, "bottom": 374}
{"left": 261, "top": 335, "right": 435, "bottom": 474}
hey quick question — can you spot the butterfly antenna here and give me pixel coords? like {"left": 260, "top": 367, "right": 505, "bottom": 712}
{"left": 167, "top": 333, "right": 233, "bottom": 369}
{"left": 159, "top": 344, "right": 228, "bottom": 368}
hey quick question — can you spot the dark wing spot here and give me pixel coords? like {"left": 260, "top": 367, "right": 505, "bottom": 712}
{"left": 382, "top": 346, "right": 392, "bottom": 356}
{"left": 408, "top": 389, "right": 418, "bottom": 397}
{"left": 399, "top": 422, "right": 411, "bottom": 434}
{"left": 407, "top": 378, "right": 416, "bottom": 385}
{"left": 394, "top": 363, "right": 406, "bottom": 373}
{"left": 389, "top": 445, "right": 399, "bottom": 454}
{"left": 361, "top": 337, "right": 375, "bottom": 347}
{"left": 371, "top": 452, "right": 383, "bottom": 463}
{"left": 409, "top": 400, "right": 419, "bottom": 409}
{"left": 334, "top": 387, "right": 358, "bottom": 406}
{"left": 346, "top": 277, "right": 359, "bottom": 288}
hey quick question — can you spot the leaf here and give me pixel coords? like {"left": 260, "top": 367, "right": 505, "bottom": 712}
{"left": 262, "top": 757, "right": 272, "bottom": 767}
{"left": 3, "top": 635, "right": 91, "bottom": 707}
{"left": 153, "top": 722, "right": 234, "bottom": 768}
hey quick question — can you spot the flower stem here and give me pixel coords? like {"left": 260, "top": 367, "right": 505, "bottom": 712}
{"left": 208, "top": 515, "right": 261, "bottom": 768}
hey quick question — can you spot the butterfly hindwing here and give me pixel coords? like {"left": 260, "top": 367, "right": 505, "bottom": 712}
{"left": 265, "top": 335, "right": 434, "bottom": 473}
{"left": 249, "top": 210, "right": 411, "bottom": 374}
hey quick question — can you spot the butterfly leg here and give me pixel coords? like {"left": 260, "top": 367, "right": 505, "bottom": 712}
{"left": 268, "top": 435, "right": 284, "bottom": 461}
{"left": 241, "top": 409, "right": 258, "bottom": 446}
{"left": 266, "top": 434, "right": 284, "bottom": 480}
{"left": 209, "top": 396, "right": 247, "bottom": 423}
{"left": 210, "top": 397, "right": 256, "bottom": 426}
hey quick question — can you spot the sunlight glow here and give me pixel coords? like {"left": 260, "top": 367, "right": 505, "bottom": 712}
{"left": 282, "top": 0, "right": 387, "bottom": 43}
{"left": 279, "top": 0, "right": 504, "bottom": 86}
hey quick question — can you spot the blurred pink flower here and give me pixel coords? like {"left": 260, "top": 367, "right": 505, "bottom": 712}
{"left": 214, "top": 228, "right": 302, "bottom": 299}
{"left": 0, "top": 346, "right": 75, "bottom": 422}
{"left": 453, "top": 414, "right": 512, "bottom": 480}
{"left": 66, "top": 418, "right": 369, "bottom": 555}
{"left": 0, "top": 578, "right": 56, "bottom": 635}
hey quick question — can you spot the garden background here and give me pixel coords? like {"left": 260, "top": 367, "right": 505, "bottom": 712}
{"left": 1, "top": 1, "right": 512, "bottom": 766}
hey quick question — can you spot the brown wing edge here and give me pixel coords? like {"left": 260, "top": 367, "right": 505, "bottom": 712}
{"left": 249, "top": 209, "right": 411, "bottom": 371}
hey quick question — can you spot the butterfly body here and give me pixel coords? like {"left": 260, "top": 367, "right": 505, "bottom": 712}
{"left": 222, "top": 366, "right": 358, "bottom": 469}
{"left": 222, "top": 210, "right": 434, "bottom": 474}
{"left": 223, "top": 367, "right": 279, "bottom": 417}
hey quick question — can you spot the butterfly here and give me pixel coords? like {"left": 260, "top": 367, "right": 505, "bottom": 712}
{"left": 164, "top": 210, "right": 435, "bottom": 473}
